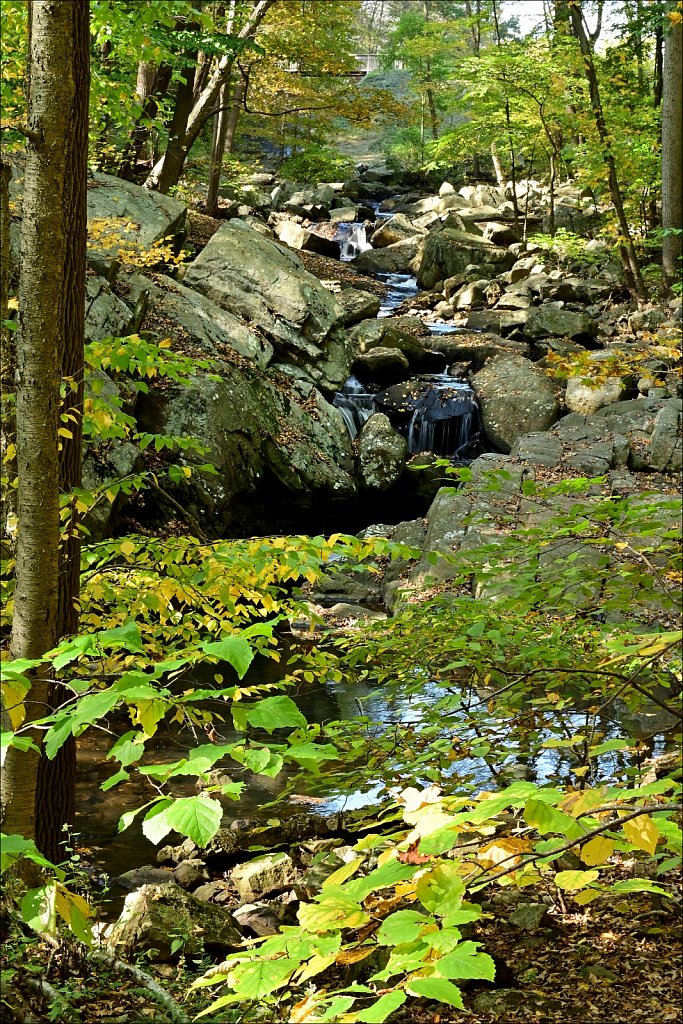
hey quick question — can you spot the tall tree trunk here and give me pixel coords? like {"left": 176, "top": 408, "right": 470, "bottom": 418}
{"left": 653, "top": 22, "right": 664, "bottom": 107}
{"left": 568, "top": 2, "right": 647, "bottom": 299}
{"left": 1, "top": 0, "right": 89, "bottom": 856}
{"left": 661, "top": 14, "right": 682, "bottom": 288}
{"left": 206, "top": 79, "right": 231, "bottom": 214}
{"left": 490, "top": 141, "right": 505, "bottom": 187}
{"left": 0, "top": 158, "right": 16, "bottom": 537}
{"left": 157, "top": 62, "right": 197, "bottom": 195}
{"left": 144, "top": 0, "right": 276, "bottom": 193}
{"left": 118, "top": 63, "right": 172, "bottom": 180}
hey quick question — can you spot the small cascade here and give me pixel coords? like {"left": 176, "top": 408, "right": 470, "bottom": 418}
{"left": 333, "top": 373, "right": 482, "bottom": 458}
{"left": 333, "top": 376, "right": 379, "bottom": 439}
{"left": 337, "top": 223, "right": 373, "bottom": 261}
{"left": 376, "top": 272, "right": 419, "bottom": 317}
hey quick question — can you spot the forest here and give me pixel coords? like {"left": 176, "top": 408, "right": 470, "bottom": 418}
{"left": 0, "top": 1, "right": 681, "bottom": 1022}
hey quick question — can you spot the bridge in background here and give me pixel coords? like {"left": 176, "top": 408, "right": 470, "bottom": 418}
{"left": 284, "top": 54, "right": 402, "bottom": 78}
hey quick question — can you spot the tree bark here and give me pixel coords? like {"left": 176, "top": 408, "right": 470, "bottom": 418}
{"left": 144, "top": 0, "right": 276, "bottom": 193}
{"left": 157, "top": 62, "right": 198, "bottom": 195}
{"left": 661, "top": 15, "right": 682, "bottom": 287}
{"left": 1, "top": 0, "right": 89, "bottom": 856}
{"left": 118, "top": 63, "right": 172, "bottom": 180}
{"left": 0, "top": 158, "right": 16, "bottom": 536}
{"left": 568, "top": 2, "right": 647, "bottom": 299}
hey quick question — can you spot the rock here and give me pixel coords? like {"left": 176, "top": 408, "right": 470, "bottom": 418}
{"left": 230, "top": 853, "right": 298, "bottom": 902}
{"left": 107, "top": 883, "right": 242, "bottom": 960}
{"left": 471, "top": 355, "right": 561, "bottom": 452}
{"left": 507, "top": 902, "right": 550, "bottom": 931}
{"left": 274, "top": 220, "right": 341, "bottom": 259}
{"left": 137, "top": 369, "right": 355, "bottom": 536}
{"left": 85, "top": 276, "right": 134, "bottom": 342}
{"left": 173, "top": 859, "right": 210, "bottom": 891}
{"left": 125, "top": 272, "right": 274, "bottom": 369}
{"left": 328, "top": 205, "right": 375, "bottom": 223}
{"left": 565, "top": 376, "right": 626, "bottom": 416}
{"left": 114, "top": 867, "right": 175, "bottom": 891}
{"left": 511, "top": 432, "right": 562, "bottom": 468}
{"left": 81, "top": 440, "right": 141, "bottom": 541}
{"left": 183, "top": 219, "right": 349, "bottom": 390}
{"left": 426, "top": 331, "right": 529, "bottom": 370}
{"left": 451, "top": 280, "right": 488, "bottom": 310}
{"left": 353, "top": 347, "right": 410, "bottom": 384}
{"left": 649, "top": 402, "right": 682, "bottom": 471}
{"left": 323, "top": 602, "right": 387, "bottom": 623}
{"left": 525, "top": 305, "right": 598, "bottom": 340}
{"left": 193, "top": 880, "right": 233, "bottom": 904}
{"left": 352, "top": 237, "right": 422, "bottom": 274}
{"left": 370, "top": 213, "right": 424, "bottom": 248}
{"left": 232, "top": 903, "right": 281, "bottom": 937}
{"left": 359, "top": 414, "right": 407, "bottom": 490}
{"left": 336, "top": 289, "right": 381, "bottom": 326}
{"left": 483, "top": 220, "right": 522, "bottom": 246}
{"left": 412, "top": 227, "right": 514, "bottom": 289}
{"left": 466, "top": 309, "right": 530, "bottom": 335}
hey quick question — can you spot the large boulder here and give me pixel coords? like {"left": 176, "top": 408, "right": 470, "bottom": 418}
{"left": 412, "top": 228, "right": 515, "bottom": 289}
{"left": 336, "top": 288, "right": 382, "bottom": 326}
{"left": 85, "top": 275, "right": 134, "bottom": 342}
{"left": 352, "top": 237, "right": 422, "bottom": 274}
{"left": 359, "top": 414, "right": 407, "bottom": 490}
{"left": 525, "top": 305, "right": 598, "bottom": 341}
{"left": 107, "top": 883, "right": 242, "bottom": 960}
{"left": 370, "top": 213, "right": 424, "bottom": 248}
{"left": 125, "top": 273, "right": 274, "bottom": 368}
{"left": 471, "top": 354, "right": 561, "bottom": 452}
{"left": 274, "top": 220, "right": 341, "bottom": 259}
{"left": 183, "top": 220, "right": 350, "bottom": 389}
{"left": 137, "top": 367, "right": 356, "bottom": 535}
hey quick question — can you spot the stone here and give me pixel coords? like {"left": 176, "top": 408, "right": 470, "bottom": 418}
{"left": 466, "top": 309, "right": 530, "bottom": 334}
{"left": 81, "top": 440, "right": 141, "bottom": 541}
{"left": 230, "top": 853, "right": 298, "bottom": 902}
{"left": 328, "top": 205, "right": 375, "bottom": 223}
{"left": 359, "top": 414, "right": 407, "bottom": 490}
{"left": 352, "top": 237, "right": 422, "bottom": 274}
{"left": 508, "top": 902, "right": 550, "bottom": 931}
{"left": 232, "top": 903, "right": 281, "bottom": 937}
{"left": 173, "top": 859, "right": 210, "bottom": 891}
{"left": 274, "top": 220, "right": 341, "bottom": 259}
{"left": 471, "top": 354, "right": 561, "bottom": 452}
{"left": 511, "top": 432, "right": 562, "bottom": 467}
{"left": 452, "top": 281, "right": 488, "bottom": 310}
{"left": 85, "top": 276, "right": 134, "bottom": 342}
{"left": 183, "top": 219, "right": 349, "bottom": 390}
{"left": 483, "top": 220, "right": 521, "bottom": 246}
{"left": 525, "top": 305, "right": 598, "bottom": 340}
{"left": 412, "top": 227, "right": 514, "bottom": 289}
{"left": 336, "top": 288, "right": 381, "bottom": 326}
{"left": 565, "top": 376, "right": 626, "bottom": 416}
{"left": 426, "top": 331, "right": 529, "bottom": 370}
{"left": 107, "top": 883, "right": 242, "bottom": 960}
{"left": 124, "top": 272, "right": 274, "bottom": 369}
{"left": 193, "top": 881, "right": 233, "bottom": 904}
{"left": 114, "top": 866, "right": 175, "bottom": 891}
{"left": 649, "top": 402, "right": 682, "bottom": 471}
{"left": 353, "top": 347, "right": 410, "bottom": 384}
{"left": 370, "top": 213, "right": 423, "bottom": 248}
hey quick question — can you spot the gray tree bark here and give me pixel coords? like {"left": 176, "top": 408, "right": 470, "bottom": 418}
{"left": 0, "top": 158, "right": 16, "bottom": 537}
{"left": 661, "top": 16, "right": 682, "bottom": 287}
{"left": 1, "top": 0, "right": 90, "bottom": 854}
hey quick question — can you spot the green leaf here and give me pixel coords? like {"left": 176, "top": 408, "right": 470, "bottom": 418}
{"left": 406, "top": 976, "right": 464, "bottom": 1008}
{"left": 435, "top": 941, "right": 496, "bottom": 982}
{"left": 298, "top": 891, "right": 371, "bottom": 933}
{"left": 45, "top": 690, "right": 120, "bottom": 759}
{"left": 416, "top": 862, "right": 466, "bottom": 917}
{"left": 285, "top": 742, "right": 338, "bottom": 772}
{"left": 202, "top": 635, "right": 254, "bottom": 679}
{"left": 96, "top": 620, "right": 144, "bottom": 653}
{"left": 0, "top": 834, "right": 54, "bottom": 874}
{"left": 21, "top": 884, "right": 57, "bottom": 934}
{"left": 356, "top": 990, "right": 406, "bottom": 1022}
{"left": 377, "top": 910, "right": 434, "bottom": 947}
{"left": 101, "top": 769, "right": 129, "bottom": 791}
{"left": 243, "top": 695, "right": 307, "bottom": 733}
{"left": 229, "top": 958, "right": 298, "bottom": 998}
{"left": 524, "top": 797, "right": 583, "bottom": 838}
{"left": 554, "top": 869, "right": 600, "bottom": 891}
{"left": 148, "top": 795, "right": 223, "bottom": 847}
{"left": 610, "top": 878, "right": 672, "bottom": 897}
{"left": 107, "top": 731, "right": 146, "bottom": 767}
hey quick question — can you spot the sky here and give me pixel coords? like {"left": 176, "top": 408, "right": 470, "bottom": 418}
{"left": 502, "top": 0, "right": 621, "bottom": 43}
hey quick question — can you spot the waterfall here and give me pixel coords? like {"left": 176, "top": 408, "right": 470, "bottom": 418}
{"left": 333, "top": 376, "right": 378, "bottom": 439}
{"left": 337, "top": 223, "right": 373, "bottom": 261}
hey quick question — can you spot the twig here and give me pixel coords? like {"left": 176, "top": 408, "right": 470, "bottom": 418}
{"left": 22, "top": 977, "right": 79, "bottom": 1024}
{"left": 90, "top": 951, "right": 191, "bottom": 1024}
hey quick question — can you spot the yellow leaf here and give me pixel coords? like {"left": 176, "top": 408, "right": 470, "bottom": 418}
{"left": 323, "top": 857, "right": 363, "bottom": 888}
{"left": 555, "top": 869, "right": 600, "bottom": 891}
{"left": 622, "top": 814, "right": 661, "bottom": 855}
{"left": 478, "top": 837, "right": 533, "bottom": 870}
{"left": 580, "top": 836, "right": 615, "bottom": 866}
{"left": 120, "top": 540, "right": 136, "bottom": 557}
{"left": 1, "top": 680, "right": 28, "bottom": 728}
{"left": 573, "top": 888, "right": 602, "bottom": 905}
{"left": 295, "top": 952, "right": 338, "bottom": 983}
{"left": 289, "top": 994, "right": 321, "bottom": 1023}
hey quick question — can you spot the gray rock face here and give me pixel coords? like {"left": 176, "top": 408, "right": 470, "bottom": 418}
{"left": 412, "top": 228, "right": 514, "bottom": 289}
{"left": 336, "top": 288, "right": 381, "bottom": 326}
{"left": 137, "top": 369, "right": 355, "bottom": 535}
{"left": 525, "top": 305, "right": 598, "bottom": 340}
{"left": 565, "top": 376, "right": 625, "bottom": 416}
{"left": 426, "top": 331, "right": 529, "bottom": 369}
{"left": 107, "top": 883, "right": 242, "bottom": 960}
{"left": 274, "top": 220, "right": 341, "bottom": 259}
{"left": 352, "top": 237, "right": 422, "bottom": 274}
{"left": 126, "top": 273, "right": 274, "bottom": 368}
{"left": 353, "top": 346, "right": 410, "bottom": 383}
{"left": 471, "top": 354, "right": 561, "bottom": 452}
{"left": 370, "top": 213, "right": 424, "bottom": 248}
{"left": 359, "top": 414, "right": 407, "bottom": 490}
{"left": 183, "top": 220, "right": 349, "bottom": 389}
{"left": 85, "top": 276, "right": 134, "bottom": 342}
{"left": 230, "top": 853, "right": 298, "bottom": 902}
{"left": 466, "top": 309, "right": 530, "bottom": 335}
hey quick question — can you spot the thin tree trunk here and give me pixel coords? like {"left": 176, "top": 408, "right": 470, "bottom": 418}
{"left": 0, "top": 158, "right": 16, "bottom": 536}
{"left": 206, "top": 80, "right": 231, "bottom": 214}
{"left": 1, "top": 0, "right": 89, "bottom": 855}
{"left": 223, "top": 74, "right": 246, "bottom": 156}
{"left": 568, "top": 3, "right": 647, "bottom": 299}
{"left": 157, "top": 63, "right": 198, "bottom": 195}
{"left": 490, "top": 141, "right": 505, "bottom": 187}
{"left": 653, "top": 23, "right": 664, "bottom": 107}
{"left": 661, "top": 15, "right": 682, "bottom": 288}
{"left": 118, "top": 63, "right": 172, "bottom": 180}
{"left": 144, "top": 0, "right": 276, "bottom": 193}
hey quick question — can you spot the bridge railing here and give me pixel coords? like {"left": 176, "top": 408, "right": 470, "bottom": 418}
{"left": 284, "top": 54, "right": 403, "bottom": 75}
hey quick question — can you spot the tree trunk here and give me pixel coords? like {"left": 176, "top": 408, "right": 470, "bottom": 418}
{"left": 206, "top": 80, "right": 231, "bottom": 215}
{"left": 490, "top": 141, "right": 505, "bottom": 187}
{"left": 1, "top": 0, "right": 89, "bottom": 856}
{"left": 156, "top": 63, "right": 197, "bottom": 195}
{"left": 118, "top": 63, "right": 172, "bottom": 180}
{"left": 0, "top": 158, "right": 16, "bottom": 537}
{"left": 653, "top": 23, "right": 664, "bottom": 107}
{"left": 223, "top": 74, "right": 246, "bottom": 156}
{"left": 568, "top": 3, "right": 647, "bottom": 299}
{"left": 144, "top": 0, "right": 276, "bottom": 193}
{"left": 661, "top": 15, "right": 682, "bottom": 288}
